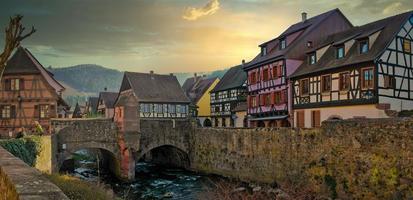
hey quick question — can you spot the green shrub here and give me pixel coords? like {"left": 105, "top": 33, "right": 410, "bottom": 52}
{"left": 0, "top": 136, "right": 42, "bottom": 166}
{"left": 44, "top": 174, "right": 117, "bottom": 200}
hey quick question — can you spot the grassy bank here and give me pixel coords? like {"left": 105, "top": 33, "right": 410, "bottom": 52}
{"left": 44, "top": 174, "right": 119, "bottom": 200}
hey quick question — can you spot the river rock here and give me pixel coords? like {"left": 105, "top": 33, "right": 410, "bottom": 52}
{"left": 233, "top": 187, "right": 246, "bottom": 192}
{"left": 252, "top": 186, "right": 261, "bottom": 192}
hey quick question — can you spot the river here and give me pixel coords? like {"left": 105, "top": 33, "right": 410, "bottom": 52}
{"left": 72, "top": 160, "right": 220, "bottom": 200}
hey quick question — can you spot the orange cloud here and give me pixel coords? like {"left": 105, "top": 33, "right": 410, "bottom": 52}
{"left": 183, "top": 0, "right": 220, "bottom": 21}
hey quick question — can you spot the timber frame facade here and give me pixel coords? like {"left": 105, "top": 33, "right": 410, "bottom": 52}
{"left": 244, "top": 9, "right": 353, "bottom": 128}
{"left": 291, "top": 11, "right": 413, "bottom": 128}
{"left": 210, "top": 64, "right": 247, "bottom": 127}
{"left": 0, "top": 47, "right": 68, "bottom": 137}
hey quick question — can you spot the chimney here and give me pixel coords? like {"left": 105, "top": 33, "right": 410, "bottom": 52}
{"left": 302, "top": 12, "right": 307, "bottom": 22}
{"left": 150, "top": 70, "right": 154, "bottom": 74}
{"left": 104, "top": 87, "right": 107, "bottom": 91}
{"left": 194, "top": 73, "right": 197, "bottom": 78}
{"left": 242, "top": 59, "right": 246, "bottom": 65}
{"left": 202, "top": 74, "right": 206, "bottom": 78}
{"left": 170, "top": 73, "right": 174, "bottom": 76}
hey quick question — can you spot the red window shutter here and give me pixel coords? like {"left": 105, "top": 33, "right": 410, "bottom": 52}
{"left": 277, "top": 66, "right": 282, "bottom": 78}
{"left": 20, "top": 79, "right": 24, "bottom": 90}
{"left": 281, "top": 90, "right": 286, "bottom": 103}
{"left": 34, "top": 105, "right": 39, "bottom": 119}
{"left": 270, "top": 92, "right": 275, "bottom": 105}
{"left": 259, "top": 95, "right": 264, "bottom": 106}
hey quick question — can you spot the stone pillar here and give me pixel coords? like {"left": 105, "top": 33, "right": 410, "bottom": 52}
{"left": 119, "top": 148, "right": 135, "bottom": 181}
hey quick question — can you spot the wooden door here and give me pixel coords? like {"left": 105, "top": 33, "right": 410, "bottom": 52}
{"left": 311, "top": 110, "right": 321, "bottom": 128}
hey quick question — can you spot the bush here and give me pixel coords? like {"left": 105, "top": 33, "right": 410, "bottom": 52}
{"left": 44, "top": 174, "right": 117, "bottom": 200}
{"left": 0, "top": 136, "right": 42, "bottom": 166}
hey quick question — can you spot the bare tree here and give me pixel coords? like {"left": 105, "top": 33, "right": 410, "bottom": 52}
{"left": 0, "top": 15, "right": 36, "bottom": 79}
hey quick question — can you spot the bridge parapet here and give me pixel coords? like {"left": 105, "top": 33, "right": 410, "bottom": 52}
{"left": 51, "top": 118, "right": 116, "bottom": 134}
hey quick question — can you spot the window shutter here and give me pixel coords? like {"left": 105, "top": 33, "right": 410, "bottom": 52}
{"left": 0, "top": 106, "right": 3, "bottom": 119}
{"left": 297, "top": 111, "right": 305, "bottom": 128}
{"left": 5, "top": 79, "right": 10, "bottom": 91}
{"left": 34, "top": 105, "right": 39, "bottom": 119}
{"left": 20, "top": 79, "right": 24, "bottom": 90}
{"left": 11, "top": 106, "right": 16, "bottom": 118}
{"left": 270, "top": 92, "right": 275, "bottom": 105}
{"left": 260, "top": 95, "right": 265, "bottom": 106}
{"left": 277, "top": 66, "right": 282, "bottom": 78}
{"left": 281, "top": 90, "right": 287, "bottom": 103}
{"left": 49, "top": 105, "right": 56, "bottom": 118}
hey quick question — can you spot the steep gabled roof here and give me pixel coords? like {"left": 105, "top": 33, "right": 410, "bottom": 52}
{"left": 182, "top": 76, "right": 218, "bottom": 104}
{"left": 98, "top": 92, "right": 118, "bottom": 109}
{"left": 87, "top": 97, "right": 99, "bottom": 113}
{"left": 123, "top": 72, "right": 190, "bottom": 103}
{"left": 5, "top": 47, "right": 65, "bottom": 93}
{"left": 291, "top": 11, "right": 413, "bottom": 78}
{"left": 211, "top": 64, "right": 247, "bottom": 92}
{"left": 245, "top": 9, "right": 351, "bottom": 70}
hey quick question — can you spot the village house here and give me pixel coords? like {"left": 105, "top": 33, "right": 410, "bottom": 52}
{"left": 243, "top": 9, "right": 353, "bottom": 127}
{"left": 291, "top": 11, "right": 413, "bottom": 128}
{"left": 85, "top": 96, "right": 98, "bottom": 116}
{"left": 72, "top": 102, "right": 86, "bottom": 118}
{"left": 210, "top": 64, "right": 247, "bottom": 127}
{"left": 182, "top": 74, "right": 219, "bottom": 127}
{"left": 96, "top": 91, "right": 118, "bottom": 118}
{"left": 114, "top": 71, "right": 190, "bottom": 132}
{"left": 0, "top": 47, "right": 69, "bottom": 137}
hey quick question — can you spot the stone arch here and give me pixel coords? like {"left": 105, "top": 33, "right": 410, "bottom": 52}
{"left": 203, "top": 118, "right": 212, "bottom": 127}
{"left": 58, "top": 145, "right": 120, "bottom": 177}
{"left": 327, "top": 115, "right": 343, "bottom": 121}
{"left": 137, "top": 144, "right": 190, "bottom": 169}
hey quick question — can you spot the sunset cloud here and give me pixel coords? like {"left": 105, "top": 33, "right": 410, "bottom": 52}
{"left": 183, "top": 0, "right": 220, "bottom": 21}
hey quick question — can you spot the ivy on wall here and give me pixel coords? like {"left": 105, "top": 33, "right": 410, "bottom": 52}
{"left": 0, "top": 136, "right": 42, "bottom": 167}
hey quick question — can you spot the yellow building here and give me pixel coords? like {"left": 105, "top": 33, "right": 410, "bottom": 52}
{"left": 182, "top": 74, "right": 219, "bottom": 127}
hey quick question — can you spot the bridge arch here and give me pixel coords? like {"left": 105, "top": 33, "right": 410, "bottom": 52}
{"left": 137, "top": 144, "right": 190, "bottom": 169}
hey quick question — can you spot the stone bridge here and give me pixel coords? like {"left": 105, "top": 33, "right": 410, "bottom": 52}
{"left": 50, "top": 118, "right": 193, "bottom": 180}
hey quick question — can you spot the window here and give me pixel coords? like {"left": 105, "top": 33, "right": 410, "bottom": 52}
{"left": 360, "top": 40, "right": 369, "bottom": 54}
{"left": 311, "top": 110, "right": 321, "bottom": 128}
{"left": 402, "top": 38, "right": 411, "bottom": 53}
{"left": 263, "top": 68, "right": 269, "bottom": 81}
{"left": 210, "top": 93, "right": 215, "bottom": 101}
{"left": 252, "top": 96, "right": 257, "bottom": 107}
{"left": 321, "top": 75, "right": 331, "bottom": 93}
{"left": 300, "top": 79, "right": 310, "bottom": 96}
{"left": 272, "top": 65, "right": 282, "bottom": 79}
{"left": 336, "top": 45, "right": 345, "bottom": 59}
{"left": 339, "top": 72, "right": 350, "bottom": 91}
{"left": 265, "top": 94, "right": 271, "bottom": 106}
{"left": 383, "top": 75, "right": 396, "bottom": 89}
{"left": 280, "top": 38, "right": 286, "bottom": 50}
{"left": 4, "top": 79, "right": 23, "bottom": 91}
{"left": 1, "top": 105, "right": 11, "bottom": 119}
{"left": 261, "top": 46, "right": 267, "bottom": 56}
{"left": 230, "top": 90, "right": 237, "bottom": 98}
{"left": 274, "top": 92, "right": 281, "bottom": 104}
{"left": 309, "top": 53, "right": 316, "bottom": 65}
{"left": 362, "top": 68, "right": 374, "bottom": 89}
{"left": 250, "top": 72, "right": 257, "bottom": 84}
{"left": 40, "top": 105, "right": 49, "bottom": 119}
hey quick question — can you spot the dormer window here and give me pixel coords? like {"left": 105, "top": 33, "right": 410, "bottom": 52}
{"left": 360, "top": 39, "right": 369, "bottom": 54}
{"left": 261, "top": 46, "right": 267, "bottom": 56}
{"left": 309, "top": 52, "right": 316, "bottom": 65}
{"left": 336, "top": 45, "right": 345, "bottom": 59}
{"left": 280, "top": 38, "right": 286, "bottom": 50}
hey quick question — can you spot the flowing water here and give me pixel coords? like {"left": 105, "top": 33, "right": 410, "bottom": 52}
{"left": 72, "top": 161, "right": 219, "bottom": 200}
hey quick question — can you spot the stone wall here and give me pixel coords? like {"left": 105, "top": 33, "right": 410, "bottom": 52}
{"left": 0, "top": 146, "right": 68, "bottom": 200}
{"left": 191, "top": 118, "right": 413, "bottom": 199}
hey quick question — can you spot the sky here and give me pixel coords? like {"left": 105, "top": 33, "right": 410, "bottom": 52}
{"left": 0, "top": 0, "right": 412, "bottom": 73}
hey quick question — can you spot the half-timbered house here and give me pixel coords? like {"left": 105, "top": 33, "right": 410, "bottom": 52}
{"left": 182, "top": 74, "right": 219, "bottom": 127}
{"left": 210, "top": 64, "right": 247, "bottom": 127}
{"left": 244, "top": 9, "right": 353, "bottom": 127}
{"left": 291, "top": 11, "right": 413, "bottom": 128}
{"left": 96, "top": 91, "right": 118, "bottom": 118}
{"left": 114, "top": 71, "right": 190, "bottom": 132}
{"left": 0, "top": 47, "right": 69, "bottom": 137}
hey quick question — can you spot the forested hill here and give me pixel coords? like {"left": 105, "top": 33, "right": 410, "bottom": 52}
{"left": 49, "top": 64, "right": 229, "bottom": 107}
{"left": 49, "top": 64, "right": 123, "bottom": 94}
